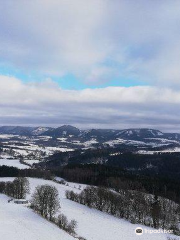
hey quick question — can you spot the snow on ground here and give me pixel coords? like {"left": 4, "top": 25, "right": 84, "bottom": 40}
{"left": 2, "top": 144, "right": 74, "bottom": 158}
{"left": 83, "top": 139, "right": 98, "bottom": 147}
{"left": 12, "top": 149, "right": 30, "bottom": 156}
{"left": 0, "top": 159, "right": 30, "bottom": 169}
{"left": 138, "top": 147, "right": 180, "bottom": 154}
{"left": 109, "top": 152, "right": 122, "bottom": 156}
{"left": 57, "top": 137, "right": 68, "bottom": 142}
{"left": 37, "top": 136, "right": 52, "bottom": 139}
{"left": 46, "top": 147, "right": 74, "bottom": 152}
{"left": 0, "top": 153, "right": 15, "bottom": 159}
{"left": 145, "top": 138, "right": 179, "bottom": 144}
{"left": 0, "top": 134, "right": 18, "bottom": 139}
{"left": 159, "top": 147, "right": 180, "bottom": 152}
{"left": 24, "top": 160, "right": 40, "bottom": 165}
{"left": 104, "top": 138, "right": 126, "bottom": 146}
{"left": 0, "top": 177, "right": 178, "bottom": 240}
{"left": 0, "top": 194, "right": 74, "bottom": 240}
{"left": 105, "top": 138, "right": 146, "bottom": 147}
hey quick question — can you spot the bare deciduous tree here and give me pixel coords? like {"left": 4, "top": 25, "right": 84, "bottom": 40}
{"left": 31, "top": 184, "right": 60, "bottom": 221}
{"left": 4, "top": 177, "right": 29, "bottom": 199}
{"left": 57, "top": 213, "right": 77, "bottom": 235}
{"left": 13, "top": 177, "right": 30, "bottom": 199}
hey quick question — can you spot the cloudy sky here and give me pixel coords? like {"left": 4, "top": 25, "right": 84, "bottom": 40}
{"left": 0, "top": 0, "right": 180, "bottom": 131}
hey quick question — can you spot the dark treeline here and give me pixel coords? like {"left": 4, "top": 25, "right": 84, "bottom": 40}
{"left": 45, "top": 148, "right": 129, "bottom": 168}
{"left": 44, "top": 148, "right": 180, "bottom": 205}
{"left": 0, "top": 165, "right": 52, "bottom": 179}
{"left": 66, "top": 186, "right": 180, "bottom": 235}
{"left": 107, "top": 152, "right": 180, "bottom": 177}
{"left": 45, "top": 148, "right": 180, "bottom": 181}
{"left": 46, "top": 148, "right": 180, "bottom": 176}
{"left": 57, "top": 164, "right": 180, "bottom": 204}
{"left": 68, "top": 148, "right": 111, "bottom": 165}
{"left": 68, "top": 151, "right": 180, "bottom": 179}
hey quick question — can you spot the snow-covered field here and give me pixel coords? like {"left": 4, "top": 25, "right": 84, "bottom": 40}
{"left": 0, "top": 177, "right": 178, "bottom": 240}
{"left": 24, "top": 159, "right": 40, "bottom": 165}
{"left": 138, "top": 147, "right": 180, "bottom": 154}
{"left": 0, "top": 194, "right": 74, "bottom": 240}
{"left": 0, "top": 159, "right": 29, "bottom": 169}
{"left": 0, "top": 134, "right": 19, "bottom": 139}
{"left": 4, "top": 144, "right": 74, "bottom": 155}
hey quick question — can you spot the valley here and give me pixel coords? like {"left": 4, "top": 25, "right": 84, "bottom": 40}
{"left": 0, "top": 125, "right": 180, "bottom": 240}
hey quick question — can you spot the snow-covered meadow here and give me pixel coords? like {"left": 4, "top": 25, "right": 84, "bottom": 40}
{"left": 0, "top": 159, "right": 30, "bottom": 169}
{"left": 0, "top": 177, "right": 178, "bottom": 240}
{"left": 0, "top": 194, "right": 74, "bottom": 240}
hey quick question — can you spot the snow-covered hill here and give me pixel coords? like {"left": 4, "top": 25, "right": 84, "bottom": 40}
{"left": 0, "top": 126, "right": 180, "bottom": 154}
{"left": 0, "top": 177, "right": 178, "bottom": 240}
{"left": 0, "top": 194, "right": 74, "bottom": 240}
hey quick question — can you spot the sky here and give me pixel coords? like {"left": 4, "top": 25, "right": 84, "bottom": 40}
{"left": 0, "top": 0, "right": 180, "bottom": 131}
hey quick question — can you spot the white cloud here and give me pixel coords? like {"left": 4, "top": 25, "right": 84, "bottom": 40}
{"left": 0, "top": 1, "right": 180, "bottom": 130}
{"left": 0, "top": 75, "right": 179, "bottom": 131}
{"left": 0, "top": 0, "right": 109, "bottom": 78}
{"left": 1, "top": 1, "right": 180, "bottom": 86}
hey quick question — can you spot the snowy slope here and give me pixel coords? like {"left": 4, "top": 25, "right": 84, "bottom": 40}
{"left": 0, "top": 177, "right": 178, "bottom": 240}
{"left": 0, "top": 194, "right": 74, "bottom": 240}
{"left": 0, "top": 159, "right": 29, "bottom": 169}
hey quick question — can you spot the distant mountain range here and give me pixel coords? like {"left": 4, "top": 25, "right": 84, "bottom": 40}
{"left": 0, "top": 125, "right": 180, "bottom": 143}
